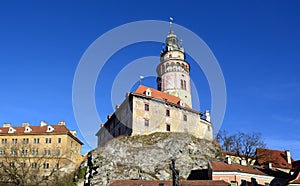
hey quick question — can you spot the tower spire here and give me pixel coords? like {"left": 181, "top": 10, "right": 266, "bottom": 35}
{"left": 169, "top": 17, "right": 174, "bottom": 34}
{"left": 156, "top": 21, "right": 192, "bottom": 108}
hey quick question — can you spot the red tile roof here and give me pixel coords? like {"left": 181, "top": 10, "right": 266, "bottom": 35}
{"left": 211, "top": 161, "right": 268, "bottom": 176}
{"left": 255, "top": 148, "right": 293, "bottom": 169}
{"left": 108, "top": 180, "right": 230, "bottom": 186}
{"left": 134, "top": 85, "right": 191, "bottom": 109}
{"left": 0, "top": 125, "right": 69, "bottom": 135}
{"left": 0, "top": 124, "right": 83, "bottom": 145}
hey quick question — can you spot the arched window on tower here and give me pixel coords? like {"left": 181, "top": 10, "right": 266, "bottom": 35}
{"left": 166, "top": 63, "right": 170, "bottom": 72}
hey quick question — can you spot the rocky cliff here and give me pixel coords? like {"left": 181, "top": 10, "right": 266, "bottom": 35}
{"left": 77, "top": 132, "right": 221, "bottom": 185}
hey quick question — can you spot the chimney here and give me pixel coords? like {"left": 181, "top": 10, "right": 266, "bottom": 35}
{"left": 240, "top": 159, "right": 247, "bottom": 166}
{"left": 125, "top": 92, "right": 130, "bottom": 98}
{"left": 286, "top": 150, "right": 292, "bottom": 164}
{"left": 115, "top": 104, "right": 120, "bottom": 110}
{"left": 107, "top": 114, "right": 112, "bottom": 119}
{"left": 268, "top": 162, "right": 272, "bottom": 169}
{"left": 40, "top": 121, "right": 47, "bottom": 126}
{"left": 58, "top": 121, "right": 66, "bottom": 126}
{"left": 225, "top": 157, "right": 232, "bottom": 165}
{"left": 70, "top": 130, "right": 76, "bottom": 136}
{"left": 3, "top": 123, "right": 11, "bottom": 128}
{"left": 205, "top": 110, "right": 211, "bottom": 122}
{"left": 22, "top": 122, "right": 30, "bottom": 127}
{"left": 101, "top": 123, "right": 104, "bottom": 127}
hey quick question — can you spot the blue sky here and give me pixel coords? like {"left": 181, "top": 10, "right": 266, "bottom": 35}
{"left": 0, "top": 1, "right": 300, "bottom": 158}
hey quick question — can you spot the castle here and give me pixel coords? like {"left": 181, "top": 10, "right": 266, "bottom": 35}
{"left": 96, "top": 23, "right": 213, "bottom": 147}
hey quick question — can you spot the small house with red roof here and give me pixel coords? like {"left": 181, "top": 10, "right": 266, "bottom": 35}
{"left": 255, "top": 148, "right": 293, "bottom": 173}
{"left": 209, "top": 159, "right": 274, "bottom": 186}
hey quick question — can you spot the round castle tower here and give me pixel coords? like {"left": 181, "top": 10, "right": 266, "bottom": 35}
{"left": 156, "top": 22, "right": 193, "bottom": 108}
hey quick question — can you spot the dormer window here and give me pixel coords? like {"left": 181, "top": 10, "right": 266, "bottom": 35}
{"left": 145, "top": 88, "right": 152, "bottom": 97}
{"left": 179, "top": 100, "right": 184, "bottom": 107}
{"left": 24, "top": 126, "right": 32, "bottom": 133}
{"left": 8, "top": 127, "right": 16, "bottom": 134}
{"left": 46, "top": 126, "right": 54, "bottom": 133}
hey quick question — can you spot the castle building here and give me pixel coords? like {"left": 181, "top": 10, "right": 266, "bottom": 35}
{"left": 96, "top": 24, "right": 213, "bottom": 148}
{"left": 0, "top": 121, "right": 83, "bottom": 182}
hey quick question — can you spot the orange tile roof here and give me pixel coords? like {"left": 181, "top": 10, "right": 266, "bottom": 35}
{"left": 211, "top": 161, "right": 268, "bottom": 175}
{"left": 108, "top": 180, "right": 230, "bottom": 186}
{"left": 134, "top": 85, "right": 191, "bottom": 109}
{"left": 255, "top": 148, "right": 293, "bottom": 169}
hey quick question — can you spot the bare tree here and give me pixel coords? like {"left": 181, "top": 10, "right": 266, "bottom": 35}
{"left": 217, "top": 130, "right": 266, "bottom": 165}
{"left": 0, "top": 143, "right": 74, "bottom": 185}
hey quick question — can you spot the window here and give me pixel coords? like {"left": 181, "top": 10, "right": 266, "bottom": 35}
{"left": 166, "top": 124, "right": 171, "bottom": 132}
{"left": 43, "top": 162, "right": 50, "bottom": 169}
{"left": 1, "top": 139, "right": 7, "bottom": 144}
{"left": 230, "top": 181, "right": 238, "bottom": 186}
{"left": 56, "top": 149, "right": 60, "bottom": 156}
{"left": 32, "top": 149, "right": 38, "bottom": 156}
{"left": 21, "top": 149, "right": 28, "bottom": 156}
{"left": 0, "top": 150, "right": 4, "bottom": 155}
{"left": 181, "top": 79, "right": 187, "bottom": 90}
{"left": 34, "top": 138, "right": 40, "bottom": 144}
{"left": 71, "top": 141, "right": 73, "bottom": 147}
{"left": 183, "top": 114, "right": 187, "bottom": 121}
{"left": 208, "top": 126, "right": 210, "bottom": 131}
{"left": 144, "top": 119, "right": 149, "bottom": 127}
{"left": 144, "top": 103, "right": 149, "bottom": 111}
{"left": 251, "top": 178, "right": 258, "bottom": 186}
{"left": 10, "top": 149, "right": 17, "bottom": 155}
{"left": 9, "top": 162, "right": 14, "bottom": 167}
{"left": 20, "top": 162, "right": 26, "bottom": 168}
{"left": 45, "top": 138, "right": 51, "bottom": 144}
{"left": 58, "top": 138, "right": 61, "bottom": 144}
{"left": 44, "top": 149, "right": 51, "bottom": 156}
{"left": 166, "top": 109, "right": 170, "bottom": 117}
{"left": 55, "top": 163, "right": 59, "bottom": 170}
{"left": 264, "top": 183, "right": 270, "bottom": 186}
{"left": 12, "top": 138, "right": 17, "bottom": 144}
{"left": 23, "top": 138, "right": 29, "bottom": 144}
{"left": 31, "top": 162, "right": 37, "bottom": 168}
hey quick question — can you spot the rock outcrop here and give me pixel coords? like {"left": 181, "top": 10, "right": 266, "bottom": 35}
{"left": 77, "top": 132, "right": 221, "bottom": 186}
